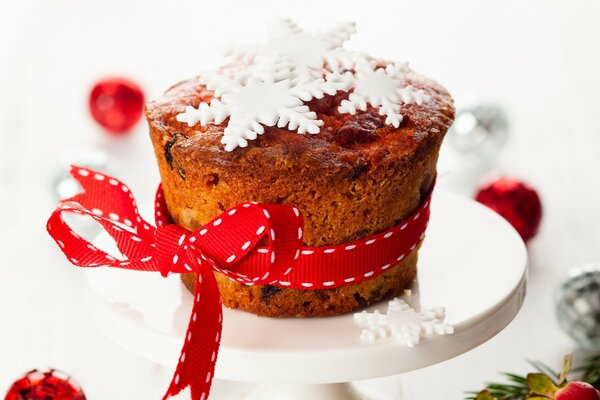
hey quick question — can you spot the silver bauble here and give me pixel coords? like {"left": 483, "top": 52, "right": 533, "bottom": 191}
{"left": 448, "top": 103, "right": 509, "bottom": 162}
{"left": 555, "top": 263, "right": 600, "bottom": 350}
{"left": 51, "top": 147, "right": 112, "bottom": 200}
{"left": 51, "top": 147, "right": 113, "bottom": 239}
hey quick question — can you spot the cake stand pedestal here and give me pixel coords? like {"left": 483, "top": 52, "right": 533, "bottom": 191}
{"left": 85, "top": 191, "right": 528, "bottom": 399}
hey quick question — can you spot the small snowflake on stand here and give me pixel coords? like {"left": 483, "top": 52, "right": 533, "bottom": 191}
{"left": 354, "top": 298, "right": 454, "bottom": 346}
{"left": 336, "top": 62, "right": 429, "bottom": 128}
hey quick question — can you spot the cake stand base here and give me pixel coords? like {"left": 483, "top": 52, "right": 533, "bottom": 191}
{"left": 86, "top": 191, "right": 527, "bottom": 398}
{"left": 241, "top": 383, "right": 368, "bottom": 400}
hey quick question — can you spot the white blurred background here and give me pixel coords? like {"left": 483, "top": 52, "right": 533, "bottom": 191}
{"left": 1, "top": 1, "right": 599, "bottom": 398}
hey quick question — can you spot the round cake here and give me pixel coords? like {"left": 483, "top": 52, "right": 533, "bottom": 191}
{"left": 145, "top": 21, "right": 454, "bottom": 317}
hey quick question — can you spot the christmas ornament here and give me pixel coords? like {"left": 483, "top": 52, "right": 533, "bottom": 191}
{"left": 475, "top": 177, "right": 542, "bottom": 242}
{"left": 448, "top": 103, "right": 509, "bottom": 162}
{"left": 46, "top": 166, "right": 433, "bottom": 400}
{"left": 51, "top": 148, "right": 111, "bottom": 200}
{"left": 51, "top": 149, "right": 112, "bottom": 245}
{"left": 556, "top": 263, "right": 600, "bottom": 350}
{"left": 89, "top": 77, "right": 144, "bottom": 134}
{"left": 354, "top": 297, "right": 453, "bottom": 346}
{"left": 467, "top": 352, "right": 600, "bottom": 400}
{"left": 4, "top": 369, "right": 86, "bottom": 400}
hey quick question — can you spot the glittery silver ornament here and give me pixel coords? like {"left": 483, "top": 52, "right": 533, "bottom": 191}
{"left": 51, "top": 148, "right": 113, "bottom": 239}
{"left": 448, "top": 103, "right": 509, "bottom": 162}
{"left": 51, "top": 148, "right": 112, "bottom": 200}
{"left": 555, "top": 263, "right": 600, "bottom": 350}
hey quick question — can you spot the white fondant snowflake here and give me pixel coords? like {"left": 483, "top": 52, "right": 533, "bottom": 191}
{"left": 225, "top": 18, "right": 362, "bottom": 83}
{"left": 354, "top": 298, "right": 454, "bottom": 347}
{"left": 177, "top": 20, "right": 433, "bottom": 151}
{"left": 336, "top": 62, "right": 430, "bottom": 128}
{"left": 176, "top": 63, "right": 345, "bottom": 151}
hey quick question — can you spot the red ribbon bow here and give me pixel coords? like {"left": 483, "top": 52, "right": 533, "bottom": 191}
{"left": 47, "top": 166, "right": 432, "bottom": 399}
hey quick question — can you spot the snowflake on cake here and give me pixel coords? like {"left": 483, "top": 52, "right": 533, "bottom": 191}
{"left": 176, "top": 62, "right": 346, "bottom": 151}
{"left": 177, "top": 20, "right": 432, "bottom": 151}
{"left": 225, "top": 18, "right": 363, "bottom": 83}
{"left": 354, "top": 298, "right": 454, "bottom": 347}
{"left": 336, "top": 61, "right": 430, "bottom": 128}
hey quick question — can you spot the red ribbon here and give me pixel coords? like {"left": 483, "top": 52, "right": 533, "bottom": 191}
{"left": 46, "top": 166, "right": 432, "bottom": 399}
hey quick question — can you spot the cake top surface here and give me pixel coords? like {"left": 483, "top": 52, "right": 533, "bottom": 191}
{"left": 146, "top": 19, "right": 454, "bottom": 168}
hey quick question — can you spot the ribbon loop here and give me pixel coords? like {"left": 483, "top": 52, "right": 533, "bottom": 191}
{"left": 69, "top": 166, "right": 152, "bottom": 240}
{"left": 47, "top": 201, "right": 155, "bottom": 271}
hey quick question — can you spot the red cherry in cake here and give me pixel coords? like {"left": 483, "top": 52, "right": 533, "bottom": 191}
{"left": 555, "top": 381, "right": 600, "bottom": 400}
{"left": 475, "top": 177, "right": 542, "bottom": 242}
{"left": 89, "top": 77, "right": 144, "bottom": 134}
{"left": 306, "top": 94, "right": 336, "bottom": 113}
{"left": 336, "top": 112, "right": 383, "bottom": 146}
{"left": 4, "top": 369, "right": 86, "bottom": 400}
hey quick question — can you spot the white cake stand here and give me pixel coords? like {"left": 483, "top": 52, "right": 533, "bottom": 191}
{"left": 85, "top": 191, "right": 527, "bottom": 399}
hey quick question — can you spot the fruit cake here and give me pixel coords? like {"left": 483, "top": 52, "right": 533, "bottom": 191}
{"left": 146, "top": 21, "right": 454, "bottom": 317}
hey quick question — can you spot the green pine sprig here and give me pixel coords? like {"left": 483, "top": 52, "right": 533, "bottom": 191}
{"left": 465, "top": 352, "right": 600, "bottom": 400}
{"left": 574, "top": 353, "right": 600, "bottom": 389}
{"left": 464, "top": 371, "right": 530, "bottom": 400}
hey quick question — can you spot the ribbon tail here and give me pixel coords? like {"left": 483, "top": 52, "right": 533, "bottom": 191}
{"left": 164, "top": 266, "right": 222, "bottom": 400}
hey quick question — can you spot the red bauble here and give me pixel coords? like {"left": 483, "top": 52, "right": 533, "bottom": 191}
{"left": 4, "top": 369, "right": 86, "bottom": 400}
{"left": 475, "top": 177, "right": 542, "bottom": 242}
{"left": 555, "top": 381, "right": 600, "bottom": 400}
{"left": 89, "top": 77, "right": 144, "bottom": 134}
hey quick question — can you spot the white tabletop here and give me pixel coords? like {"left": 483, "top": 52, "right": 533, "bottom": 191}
{"left": 1, "top": 1, "right": 599, "bottom": 399}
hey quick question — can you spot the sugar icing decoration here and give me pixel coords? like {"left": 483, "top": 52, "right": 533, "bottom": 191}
{"left": 335, "top": 61, "right": 430, "bottom": 128}
{"left": 224, "top": 18, "right": 360, "bottom": 82}
{"left": 177, "top": 57, "right": 348, "bottom": 151}
{"left": 354, "top": 297, "right": 454, "bottom": 347}
{"left": 176, "top": 19, "right": 430, "bottom": 151}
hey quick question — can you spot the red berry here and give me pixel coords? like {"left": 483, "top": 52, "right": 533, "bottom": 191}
{"left": 89, "top": 77, "right": 144, "bottom": 134}
{"left": 4, "top": 369, "right": 86, "bottom": 400}
{"left": 475, "top": 177, "right": 542, "bottom": 242}
{"left": 336, "top": 112, "right": 383, "bottom": 146}
{"left": 307, "top": 94, "right": 336, "bottom": 113}
{"left": 555, "top": 381, "right": 600, "bottom": 400}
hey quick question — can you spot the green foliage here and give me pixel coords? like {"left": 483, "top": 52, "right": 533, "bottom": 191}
{"left": 465, "top": 352, "right": 599, "bottom": 400}
{"left": 576, "top": 354, "right": 600, "bottom": 389}
{"left": 527, "top": 373, "right": 557, "bottom": 397}
{"left": 557, "top": 352, "right": 573, "bottom": 386}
